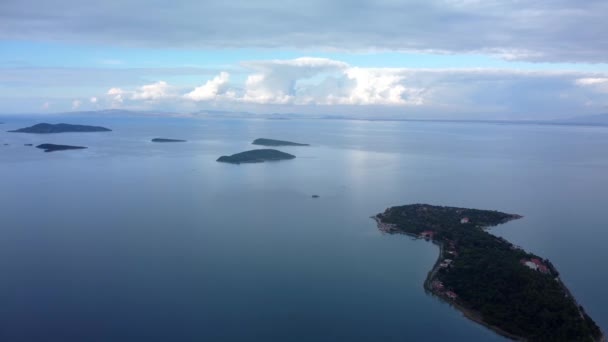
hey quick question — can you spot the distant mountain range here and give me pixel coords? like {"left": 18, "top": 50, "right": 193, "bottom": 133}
{"left": 556, "top": 113, "right": 608, "bottom": 126}
{"left": 1, "top": 109, "right": 607, "bottom": 126}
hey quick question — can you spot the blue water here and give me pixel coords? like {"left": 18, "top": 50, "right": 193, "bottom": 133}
{"left": 0, "top": 117, "right": 607, "bottom": 341}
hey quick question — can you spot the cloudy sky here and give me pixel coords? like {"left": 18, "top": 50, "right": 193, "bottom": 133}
{"left": 1, "top": 0, "right": 608, "bottom": 119}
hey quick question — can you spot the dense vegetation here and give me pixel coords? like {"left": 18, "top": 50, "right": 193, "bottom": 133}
{"left": 252, "top": 138, "right": 309, "bottom": 146}
{"left": 216, "top": 149, "right": 295, "bottom": 164}
{"left": 377, "top": 204, "right": 603, "bottom": 342}
{"left": 36, "top": 144, "right": 87, "bottom": 152}
{"left": 151, "top": 138, "right": 186, "bottom": 143}
{"left": 9, "top": 123, "right": 111, "bottom": 133}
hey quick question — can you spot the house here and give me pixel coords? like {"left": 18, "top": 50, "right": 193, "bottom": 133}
{"left": 521, "top": 258, "right": 550, "bottom": 274}
{"left": 431, "top": 281, "right": 444, "bottom": 291}
{"left": 446, "top": 291, "right": 458, "bottom": 300}
{"left": 530, "top": 258, "right": 550, "bottom": 274}
{"left": 420, "top": 230, "right": 435, "bottom": 239}
{"left": 460, "top": 217, "right": 470, "bottom": 224}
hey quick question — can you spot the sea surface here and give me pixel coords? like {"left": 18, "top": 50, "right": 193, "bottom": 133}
{"left": 1, "top": 116, "right": 607, "bottom": 341}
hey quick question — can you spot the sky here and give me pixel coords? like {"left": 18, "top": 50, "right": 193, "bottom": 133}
{"left": 1, "top": 0, "right": 608, "bottom": 119}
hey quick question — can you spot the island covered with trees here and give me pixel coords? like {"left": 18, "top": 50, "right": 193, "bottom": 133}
{"left": 151, "top": 138, "right": 186, "bottom": 143}
{"left": 9, "top": 123, "right": 111, "bottom": 133}
{"left": 252, "top": 138, "right": 309, "bottom": 146}
{"left": 36, "top": 143, "right": 87, "bottom": 152}
{"left": 217, "top": 149, "right": 295, "bottom": 164}
{"left": 374, "top": 204, "right": 603, "bottom": 342}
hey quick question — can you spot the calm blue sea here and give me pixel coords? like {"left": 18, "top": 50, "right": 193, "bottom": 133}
{"left": 0, "top": 116, "right": 606, "bottom": 341}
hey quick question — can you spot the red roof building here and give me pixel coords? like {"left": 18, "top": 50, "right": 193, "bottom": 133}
{"left": 521, "top": 258, "right": 550, "bottom": 274}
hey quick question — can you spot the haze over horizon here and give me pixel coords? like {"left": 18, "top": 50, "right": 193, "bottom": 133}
{"left": 2, "top": 0, "right": 608, "bottom": 120}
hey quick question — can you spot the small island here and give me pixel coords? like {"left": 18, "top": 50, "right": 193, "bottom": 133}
{"left": 9, "top": 123, "right": 111, "bottom": 134}
{"left": 151, "top": 138, "right": 186, "bottom": 143}
{"left": 252, "top": 138, "right": 309, "bottom": 146}
{"left": 217, "top": 149, "right": 295, "bottom": 164}
{"left": 36, "top": 144, "right": 87, "bottom": 152}
{"left": 374, "top": 204, "right": 603, "bottom": 341}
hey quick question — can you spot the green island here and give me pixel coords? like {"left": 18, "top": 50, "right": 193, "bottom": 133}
{"left": 9, "top": 123, "right": 111, "bottom": 133}
{"left": 217, "top": 149, "right": 295, "bottom": 164}
{"left": 252, "top": 138, "right": 309, "bottom": 146}
{"left": 36, "top": 143, "right": 87, "bottom": 152}
{"left": 151, "top": 138, "right": 186, "bottom": 143}
{"left": 374, "top": 204, "right": 604, "bottom": 342}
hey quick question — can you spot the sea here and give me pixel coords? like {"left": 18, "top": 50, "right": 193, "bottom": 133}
{"left": 0, "top": 116, "right": 607, "bottom": 341}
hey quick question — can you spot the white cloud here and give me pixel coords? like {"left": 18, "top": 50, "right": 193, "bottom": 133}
{"left": 338, "top": 68, "right": 420, "bottom": 105}
{"left": 575, "top": 77, "right": 608, "bottom": 93}
{"left": 90, "top": 96, "right": 98, "bottom": 103}
{"left": 576, "top": 78, "right": 608, "bottom": 85}
{"left": 238, "top": 57, "right": 347, "bottom": 104}
{"left": 131, "top": 81, "right": 171, "bottom": 100}
{"left": 184, "top": 72, "right": 231, "bottom": 101}
{"left": 96, "top": 57, "right": 608, "bottom": 119}
{"left": 72, "top": 99, "right": 82, "bottom": 110}
{"left": 237, "top": 58, "right": 423, "bottom": 106}
{"left": 107, "top": 87, "right": 125, "bottom": 104}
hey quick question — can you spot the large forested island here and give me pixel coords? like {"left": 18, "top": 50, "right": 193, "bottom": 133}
{"left": 374, "top": 204, "right": 603, "bottom": 342}
{"left": 217, "top": 149, "right": 295, "bottom": 164}
{"left": 9, "top": 123, "right": 111, "bottom": 133}
{"left": 252, "top": 138, "right": 309, "bottom": 146}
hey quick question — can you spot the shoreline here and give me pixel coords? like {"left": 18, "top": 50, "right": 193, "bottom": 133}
{"left": 373, "top": 214, "right": 606, "bottom": 342}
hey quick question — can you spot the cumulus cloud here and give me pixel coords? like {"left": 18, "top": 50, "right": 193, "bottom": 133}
{"left": 184, "top": 72, "right": 231, "bottom": 101}
{"left": 105, "top": 81, "right": 174, "bottom": 107}
{"left": 238, "top": 57, "right": 348, "bottom": 104}
{"left": 1, "top": 0, "right": 608, "bottom": 62}
{"left": 90, "top": 96, "right": 98, "bottom": 103}
{"left": 71, "top": 99, "right": 81, "bottom": 110}
{"left": 95, "top": 57, "right": 608, "bottom": 119}
{"left": 575, "top": 78, "right": 608, "bottom": 93}
{"left": 107, "top": 87, "right": 125, "bottom": 104}
{"left": 124, "top": 58, "right": 424, "bottom": 107}
{"left": 337, "top": 68, "right": 420, "bottom": 105}
{"left": 131, "top": 81, "right": 172, "bottom": 100}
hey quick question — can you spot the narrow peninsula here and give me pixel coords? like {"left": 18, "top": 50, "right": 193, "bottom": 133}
{"left": 9, "top": 123, "right": 111, "bottom": 134}
{"left": 151, "top": 138, "right": 186, "bottom": 143}
{"left": 217, "top": 149, "right": 295, "bottom": 164}
{"left": 36, "top": 144, "right": 87, "bottom": 152}
{"left": 374, "top": 204, "right": 603, "bottom": 342}
{"left": 252, "top": 138, "right": 309, "bottom": 146}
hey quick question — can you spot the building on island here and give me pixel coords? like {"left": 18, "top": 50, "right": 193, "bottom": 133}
{"left": 420, "top": 230, "right": 435, "bottom": 240}
{"left": 446, "top": 291, "right": 458, "bottom": 300}
{"left": 521, "top": 258, "right": 550, "bottom": 274}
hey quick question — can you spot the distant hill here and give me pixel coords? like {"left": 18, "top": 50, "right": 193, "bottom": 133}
{"left": 9, "top": 123, "right": 111, "bottom": 133}
{"left": 557, "top": 113, "right": 608, "bottom": 126}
